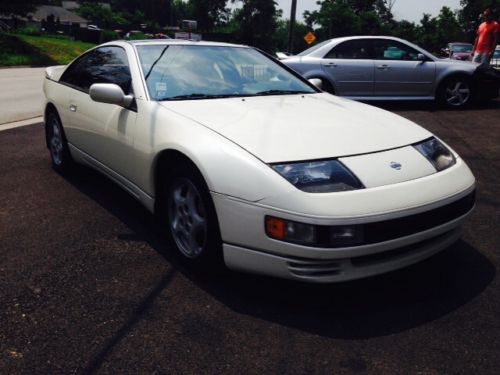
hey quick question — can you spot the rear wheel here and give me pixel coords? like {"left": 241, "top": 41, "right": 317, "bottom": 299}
{"left": 438, "top": 76, "right": 473, "bottom": 108}
{"left": 46, "top": 110, "right": 73, "bottom": 173}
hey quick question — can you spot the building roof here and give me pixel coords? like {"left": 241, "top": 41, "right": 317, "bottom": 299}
{"left": 30, "top": 5, "right": 87, "bottom": 24}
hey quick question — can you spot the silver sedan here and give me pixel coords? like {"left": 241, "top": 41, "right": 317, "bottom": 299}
{"left": 282, "top": 36, "right": 499, "bottom": 108}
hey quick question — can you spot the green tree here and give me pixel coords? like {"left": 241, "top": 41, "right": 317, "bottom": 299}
{"left": 0, "top": 0, "right": 43, "bottom": 17}
{"left": 436, "top": 6, "right": 466, "bottom": 45}
{"left": 303, "top": 0, "right": 396, "bottom": 40}
{"left": 230, "top": 0, "right": 281, "bottom": 52}
{"left": 416, "top": 13, "right": 439, "bottom": 52}
{"left": 274, "top": 19, "right": 310, "bottom": 54}
{"left": 189, "top": 0, "right": 229, "bottom": 31}
{"left": 391, "top": 20, "right": 419, "bottom": 43}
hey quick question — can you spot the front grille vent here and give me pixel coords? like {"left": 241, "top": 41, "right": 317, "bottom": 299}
{"left": 287, "top": 260, "right": 343, "bottom": 278}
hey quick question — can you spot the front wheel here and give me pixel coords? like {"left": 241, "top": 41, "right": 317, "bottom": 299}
{"left": 438, "top": 76, "right": 473, "bottom": 108}
{"left": 158, "top": 162, "right": 223, "bottom": 271}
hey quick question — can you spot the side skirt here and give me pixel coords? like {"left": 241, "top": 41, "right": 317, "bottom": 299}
{"left": 68, "top": 143, "right": 155, "bottom": 213}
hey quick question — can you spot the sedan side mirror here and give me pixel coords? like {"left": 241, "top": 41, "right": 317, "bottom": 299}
{"left": 89, "top": 83, "right": 134, "bottom": 108}
{"left": 417, "top": 53, "right": 426, "bottom": 63}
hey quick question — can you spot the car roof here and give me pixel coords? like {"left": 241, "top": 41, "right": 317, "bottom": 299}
{"left": 300, "top": 35, "right": 434, "bottom": 59}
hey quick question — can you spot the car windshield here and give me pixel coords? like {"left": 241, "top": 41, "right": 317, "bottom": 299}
{"left": 451, "top": 44, "right": 472, "bottom": 53}
{"left": 135, "top": 44, "right": 316, "bottom": 100}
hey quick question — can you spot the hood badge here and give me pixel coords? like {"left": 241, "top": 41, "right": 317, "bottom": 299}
{"left": 390, "top": 161, "right": 402, "bottom": 170}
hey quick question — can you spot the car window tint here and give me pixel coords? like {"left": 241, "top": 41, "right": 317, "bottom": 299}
{"left": 60, "top": 46, "right": 132, "bottom": 93}
{"left": 372, "top": 40, "right": 421, "bottom": 61}
{"left": 324, "top": 40, "right": 371, "bottom": 59}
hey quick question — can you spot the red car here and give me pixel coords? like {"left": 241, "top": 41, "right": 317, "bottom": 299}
{"left": 443, "top": 42, "right": 473, "bottom": 61}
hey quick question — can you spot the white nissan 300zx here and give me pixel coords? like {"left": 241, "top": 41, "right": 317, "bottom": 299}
{"left": 43, "top": 40, "right": 476, "bottom": 283}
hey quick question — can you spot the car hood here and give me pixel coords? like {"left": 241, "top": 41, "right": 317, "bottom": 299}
{"left": 159, "top": 93, "right": 432, "bottom": 163}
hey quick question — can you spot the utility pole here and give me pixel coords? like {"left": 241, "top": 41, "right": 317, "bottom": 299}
{"left": 287, "top": 0, "right": 297, "bottom": 54}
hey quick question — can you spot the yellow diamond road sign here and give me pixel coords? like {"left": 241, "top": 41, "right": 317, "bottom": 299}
{"left": 304, "top": 31, "right": 316, "bottom": 45}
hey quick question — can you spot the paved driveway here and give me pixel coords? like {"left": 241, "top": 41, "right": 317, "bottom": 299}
{"left": 0, "top": 67, "right": 46, "bottom": 125}
{"left": 0, "top": 102, "right": 499, "bottom": 373}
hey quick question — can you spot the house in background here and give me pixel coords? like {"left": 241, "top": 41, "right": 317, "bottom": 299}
{"left": 29, "top": 5, "right": 88, "bottom": 29}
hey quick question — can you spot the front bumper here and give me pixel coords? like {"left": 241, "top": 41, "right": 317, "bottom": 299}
{"left": 212, "top": 159, "right": 475, "bottom": 283}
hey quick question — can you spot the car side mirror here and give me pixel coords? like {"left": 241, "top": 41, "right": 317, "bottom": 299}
{"left": 308, "top": 78, "right": 323, "bottom": 89}
{"left": 417, "top": 53, "right": 426, "bottom": 63}
{"left": 89, "top": 83, "right": 134, "bottom": 108}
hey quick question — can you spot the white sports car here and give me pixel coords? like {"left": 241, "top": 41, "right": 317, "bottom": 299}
{"left": 43, "top": 40, "right": 476, "bottom": 283}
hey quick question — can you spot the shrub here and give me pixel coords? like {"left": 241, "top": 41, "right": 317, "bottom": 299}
{"left": 15, "top": 27, "right": 41, "bottom": 36}
{"left": 100, "top": 30, "right": 120, "bottom": 43}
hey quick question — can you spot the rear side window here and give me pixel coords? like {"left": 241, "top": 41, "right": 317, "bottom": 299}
{"left": 324, "top": 40, "right": 371, "bottom": 59}
{"left": 60, "top": 46, "right": 132, "bottom": 94}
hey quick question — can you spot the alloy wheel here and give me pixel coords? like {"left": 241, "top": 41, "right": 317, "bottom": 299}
{"left": 168, "top": 177, "right": 208, "bottom": 259}
{"left": 445, "top": 80, "right": 470, "bottom": 107}
{"left": 49, "top": 117, "right": 64, "bottom": 166}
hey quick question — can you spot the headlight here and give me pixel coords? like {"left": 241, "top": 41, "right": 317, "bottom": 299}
{"left": 414, "top": 137, "right": 456, "bottom": 171}
{"left": 271, "top": 159, "right": 364, "bottom": 192}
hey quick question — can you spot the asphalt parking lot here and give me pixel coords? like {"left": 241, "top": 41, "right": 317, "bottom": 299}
{"left": 1, "top": 100, "right": 499, "bottom": 374}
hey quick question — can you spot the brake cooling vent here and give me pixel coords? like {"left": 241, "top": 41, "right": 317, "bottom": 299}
{"left": 287, "top": 259, "right": 344, "bottom": 278}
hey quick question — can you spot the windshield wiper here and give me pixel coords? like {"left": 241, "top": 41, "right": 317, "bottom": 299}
{"left": 159, "top": 93, "right": 240, "bottom": 101}
{"left": 253, "top": 89, "right": 312, "bottom": 96}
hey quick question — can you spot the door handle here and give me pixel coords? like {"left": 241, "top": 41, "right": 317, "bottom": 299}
{"left": 69, "top": 104, "right": 77, "bottom": 112}
{"left": 377, "top": 65, "right": 391, "bottom": 70}
{"left": 324, "top": 62, "right": 337, "bottom": 67}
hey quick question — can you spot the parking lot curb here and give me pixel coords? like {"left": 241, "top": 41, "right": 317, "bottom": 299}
{"left": 0, "top": 116, "right": 43, "bottom": 132}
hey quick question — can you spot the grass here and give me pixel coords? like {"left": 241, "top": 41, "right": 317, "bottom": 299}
{"left": 0, "top": 33, "right": 95, "bottom": 67}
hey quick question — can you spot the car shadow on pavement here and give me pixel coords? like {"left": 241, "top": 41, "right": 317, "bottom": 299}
{"left": 64, "top": 164, "right": 495, "bottom": 343}
{"left": 198, "top": 240, "right": 495, "bottom": 340}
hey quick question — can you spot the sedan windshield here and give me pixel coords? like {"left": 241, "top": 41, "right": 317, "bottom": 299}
{"left": 136, "top": 44, "right": 316, "bottom": 100}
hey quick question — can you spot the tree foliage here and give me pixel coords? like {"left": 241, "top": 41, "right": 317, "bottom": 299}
{"left": 0, "top": 0, "right": 43, "bottom": 16}
{"left": 230, "top": 0, "right": 281, "bottom": 51}
{"left": 5, "top": 0, "right": 496, "bottom": 55}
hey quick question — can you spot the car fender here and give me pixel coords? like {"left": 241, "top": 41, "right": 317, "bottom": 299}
{"left": 434, "top": 62, "right": 477, "bottom": 93}
{"left": 136, "top": 102, "right": 295, "bottom": 203}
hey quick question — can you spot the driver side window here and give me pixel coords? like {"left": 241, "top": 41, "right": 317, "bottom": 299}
{"left": 60, "top": 46, "right": 132, "bottom": 94}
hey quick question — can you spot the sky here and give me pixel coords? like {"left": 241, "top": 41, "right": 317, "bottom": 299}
{"left": 275, "top": 0, "right": 463, "bottom": 24}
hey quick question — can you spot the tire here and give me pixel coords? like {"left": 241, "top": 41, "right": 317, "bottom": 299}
{"left": 157, "top": 161, "right": 223, "bottom": 271}
{"left": 437, "top": 76, "right": 473, "bottom": 108}
{"left": 45, "top": 110, "right": 73, "bottom": 173}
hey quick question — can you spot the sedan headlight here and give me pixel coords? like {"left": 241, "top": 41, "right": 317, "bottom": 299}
{"left": 271, "top": 159, "right": 364, "bottom": 192}
{"left": 414, "top": 137, "right": 456, "bottom": 171}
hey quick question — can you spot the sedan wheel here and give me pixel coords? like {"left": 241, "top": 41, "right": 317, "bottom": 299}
{"left": 440, "top": 77, "right": 472, "bottom": 108}
{"left": 168, "top": 177, "right": 207, "bottom": 259}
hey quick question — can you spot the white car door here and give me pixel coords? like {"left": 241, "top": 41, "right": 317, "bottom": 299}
{"left": 58, "top": 46, "right": 139, "bottom": 181}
